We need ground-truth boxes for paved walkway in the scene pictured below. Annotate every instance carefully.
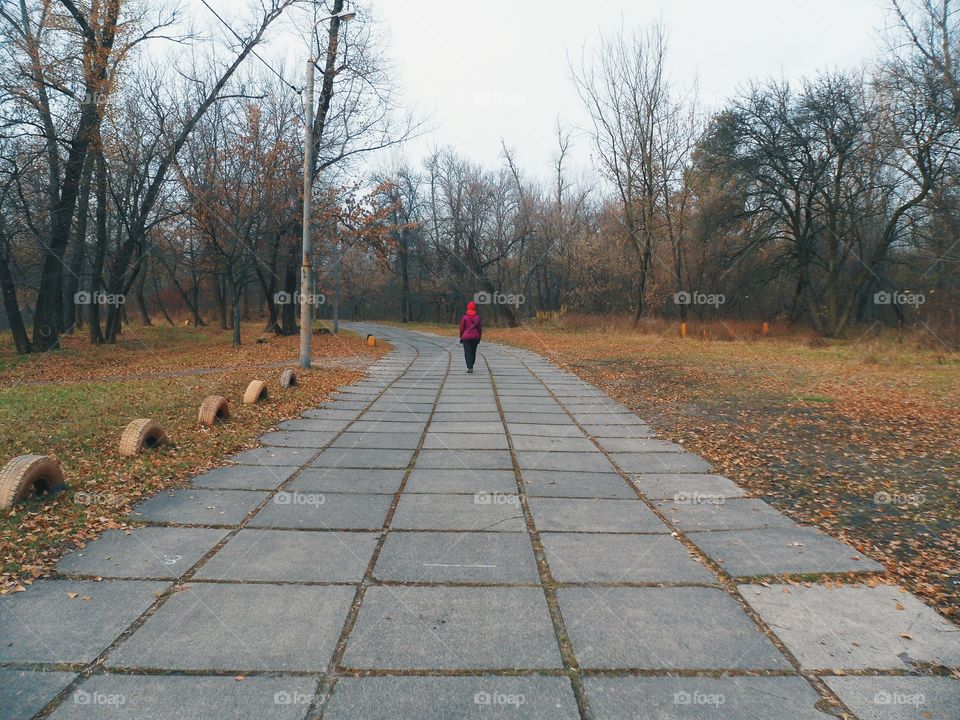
[1,324,957,719]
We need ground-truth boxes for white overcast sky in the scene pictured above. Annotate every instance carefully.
[192,0,892,180]
[359,0,891,178]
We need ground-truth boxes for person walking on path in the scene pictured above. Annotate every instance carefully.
[459,301,482,373]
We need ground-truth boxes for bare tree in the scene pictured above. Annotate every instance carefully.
[573,22,690,321]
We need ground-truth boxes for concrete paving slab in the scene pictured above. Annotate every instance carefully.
[195,529,378,582]
[499,403,565,414]
[311,447,415,469]
[585,676,826,720]
[430,421,508,434]
[107,583,355,671]
[631,473,747,500]
[585,425,656,437]
[522,470,635,499]
[0,670,75,719]
[49,674,317,720]
[229,446,315,466]
[57,527,228,579]
[422,433,509,450]
[689,525,883,577]
[739,583,960,670]
[323,676,579,720]
[286,467,405,494]
[404,468,518,494]
[595,438,685,453]
[571,413,646,425]
[341,586,563,669]
[392,493,525,531]
[332,432,423,449]
[511,435,598,452]
[277,418,350,432]
[320,399,367,409]
[508,423,586,437]
[259,430,336,448]
[431,411,503,423]
[529,497,669,533]
[349,420,424,433]
[374,531,539,583]
[823,676,960,720]
[368,401,434,413]
[435,403,499,414]
[516,451,615,473]
[541,533,715,584]
[415,449,514,470]
[190,464,297,490]
[0,579,169,664]
[559,586,791,669]
[656,497,798,531]
[303,408,361,420]
[131,488,269,525]
[503,413,579,425]
[361,411,431,424]
[613,453,713,474]
[248,492,393,530]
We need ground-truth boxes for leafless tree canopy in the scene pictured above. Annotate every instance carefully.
[0,2,958,351]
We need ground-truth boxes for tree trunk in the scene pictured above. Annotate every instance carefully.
[89,149,107,344]
[64,153,94,333]
[135,265,152,326]
[399,228,410,322]
[232,284,242,346]
[153,273,175,326]
[280,244,298,335]
[0,245,30,355]
[214,274,228,330]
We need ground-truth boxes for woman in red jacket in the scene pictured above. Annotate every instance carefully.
[459,301,482,373]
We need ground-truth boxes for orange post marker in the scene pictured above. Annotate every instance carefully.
[680,322,688,338]
[367,335,377,347]
[762,321,769,337]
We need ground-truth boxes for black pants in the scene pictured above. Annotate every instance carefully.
[462,339,479,369]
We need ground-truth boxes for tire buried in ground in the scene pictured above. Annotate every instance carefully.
[0,455,66,509]
[198,395,230,426]
[119,419,167,457]
[280,369,297,388]
[243,380,268,405]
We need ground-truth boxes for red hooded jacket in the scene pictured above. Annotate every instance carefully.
[459,311,482,341]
